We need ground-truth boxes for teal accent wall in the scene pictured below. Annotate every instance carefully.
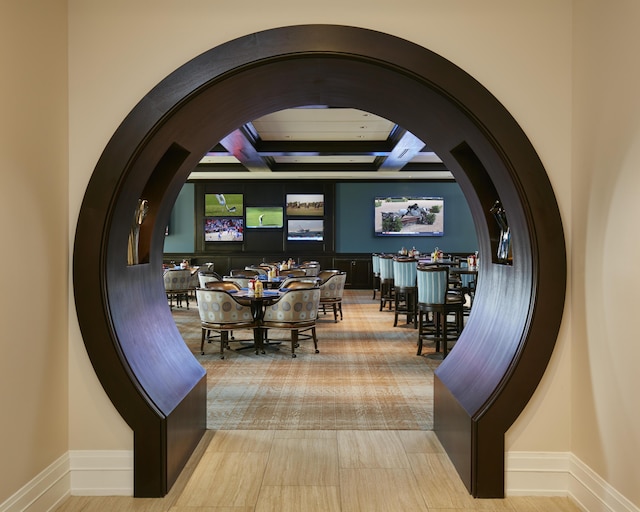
[335,182,477,254]
[165,181,477,254]
[163,183,195,253]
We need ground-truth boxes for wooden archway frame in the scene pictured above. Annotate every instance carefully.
[73,25,566,498]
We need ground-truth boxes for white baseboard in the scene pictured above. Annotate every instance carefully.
[506,451,640,512]
[3,449,638,511]
[68,450,133,496]
[0,454,69,512]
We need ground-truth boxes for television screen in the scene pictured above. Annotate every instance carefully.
[245,206,284,228]
[287,219,324,241]
[204,193,243,217]
[204,217,244,241]
[374,196,444,236]
[286,193,324,216]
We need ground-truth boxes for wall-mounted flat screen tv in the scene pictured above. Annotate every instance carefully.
[287,219,324,241]
[374,196,444,236]
[204,217,244,242]
[286,193,324,216]
[245,206,284,228]
[204,193,243,217]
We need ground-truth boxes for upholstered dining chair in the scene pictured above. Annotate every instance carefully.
[317,269,341,283]
[163,268,193,309]
[198,270,222,289]
[300,261,320,276]
[378,254,395,310]
[196,287,258,359]
[261,287,321,357]
[392,257,418,328]
[318,271,347,322]
[416,265,464,358]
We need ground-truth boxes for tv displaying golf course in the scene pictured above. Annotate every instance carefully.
[245,206,284,228]
[204,193,243,217]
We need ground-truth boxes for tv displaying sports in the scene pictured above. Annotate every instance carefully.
[286,193,324,216]
[287,219,324,241]
[374,196,444,236]
[204,193,243,217]
[204,217,244,241]
[245,206,284,228]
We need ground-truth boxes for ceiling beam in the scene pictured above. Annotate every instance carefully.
[219,128,271,172]
[377,129,426,172]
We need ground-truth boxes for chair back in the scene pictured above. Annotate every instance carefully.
[319,272,346,300]
[300,262,320,276]
[281,268,307,278]
[223,275,252,288]
[246,266,267,276]
[392,258,417,287]
[378,255,394,281]
[204,281,241,292]
[264,288,321,323]
[163,268,192,291]
[279,278,319,289]
[198,272,221,288]
[417,266,449,305]
[196,288,253,324]
[318,269,340,283]
[372,253,381,276]
[460,272,476,288]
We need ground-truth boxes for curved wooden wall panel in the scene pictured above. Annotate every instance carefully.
[73,25,566,497]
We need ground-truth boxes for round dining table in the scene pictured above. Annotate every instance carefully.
[232,289,283,353]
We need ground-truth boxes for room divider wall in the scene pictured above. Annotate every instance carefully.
[73,25,566,498]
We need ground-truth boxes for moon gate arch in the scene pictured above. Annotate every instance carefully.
[73,25,566,498]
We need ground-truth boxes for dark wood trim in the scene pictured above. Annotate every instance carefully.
[73,25,566,497]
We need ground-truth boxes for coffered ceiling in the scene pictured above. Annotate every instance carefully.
[188,106,453,181]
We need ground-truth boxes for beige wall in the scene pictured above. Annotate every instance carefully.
[5,0,638,509]
[0,0,69,503]
[67,0,574,456]
[571,0,640,505]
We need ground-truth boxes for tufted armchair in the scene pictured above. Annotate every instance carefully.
[196,288,258,359]
[262,287,321,357]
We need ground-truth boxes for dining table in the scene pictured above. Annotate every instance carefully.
[231,288,285,353]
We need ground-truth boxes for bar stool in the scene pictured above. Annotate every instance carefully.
[392,257,418,328]
[416,265,464,358]
[371,253,381,299]
[378,254,395,310]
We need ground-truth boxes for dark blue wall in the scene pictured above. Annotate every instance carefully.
[165,181,477,254]
[335,182,477,254]
[163,183,195,253]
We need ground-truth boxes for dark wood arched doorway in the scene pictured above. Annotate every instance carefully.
[73,25,566,498]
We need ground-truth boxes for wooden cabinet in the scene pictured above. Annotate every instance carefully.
[333,257,372,289]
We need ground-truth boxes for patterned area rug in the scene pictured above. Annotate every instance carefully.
[172,289,440,430]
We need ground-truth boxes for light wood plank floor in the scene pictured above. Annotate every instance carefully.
[54,291,583,511]
[54,429,582,512]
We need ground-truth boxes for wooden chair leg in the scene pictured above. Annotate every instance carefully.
[417,311,424,355]
[312,327,319,353]
[220,331,229,359]
[291,330,298,358]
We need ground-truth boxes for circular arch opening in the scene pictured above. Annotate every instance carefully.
[73,25,566,498]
